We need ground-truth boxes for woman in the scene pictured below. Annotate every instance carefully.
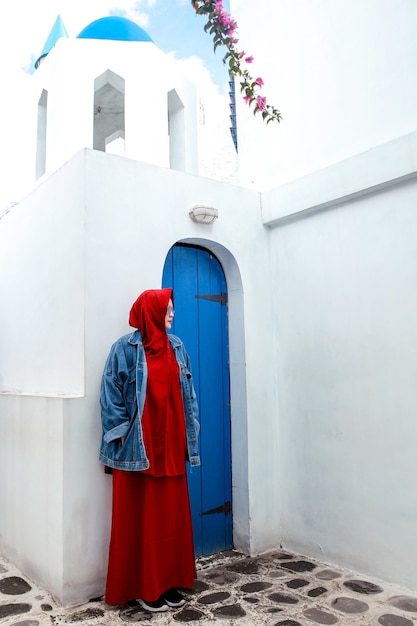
[99,289,200,612]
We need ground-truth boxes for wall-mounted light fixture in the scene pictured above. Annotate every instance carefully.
[189,204,218,224]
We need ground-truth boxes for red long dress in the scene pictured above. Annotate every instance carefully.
[105,289,196,605]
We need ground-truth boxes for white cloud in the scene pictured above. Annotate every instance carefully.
[109,0,157,24]
[0,0,157,73]
[168,54,221,99]
[108,7,150,27]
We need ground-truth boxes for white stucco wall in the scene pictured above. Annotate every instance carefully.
[0,154,86,602]
[0,156,85,396]
[231,0,417,190]
[0,395,65,598]
[263,133,417,590]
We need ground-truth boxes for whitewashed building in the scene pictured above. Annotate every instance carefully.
[1,1,417,606]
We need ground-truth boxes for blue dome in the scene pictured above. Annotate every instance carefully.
[77,16,152,42]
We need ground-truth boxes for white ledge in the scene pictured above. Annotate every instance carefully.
[0,390,84,398]
[261,131,417,227]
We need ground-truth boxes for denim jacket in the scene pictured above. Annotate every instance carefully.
[99,330,200,471]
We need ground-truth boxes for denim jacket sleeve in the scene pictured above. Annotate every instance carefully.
[100,338,132,444]
[183,345,200,436]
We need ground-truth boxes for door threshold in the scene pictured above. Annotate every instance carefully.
[197,549,246,572]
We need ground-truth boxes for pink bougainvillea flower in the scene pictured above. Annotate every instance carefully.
[217,11,237,35]
[192,0,282,124]
[225,20,237,34]
[256,96,267,111]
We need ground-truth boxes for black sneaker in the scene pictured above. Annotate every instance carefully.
[163,589,186,607]
[138,597,169,612]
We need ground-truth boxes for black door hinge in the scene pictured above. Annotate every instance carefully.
[195,292,227,306]
[200,500,231,516]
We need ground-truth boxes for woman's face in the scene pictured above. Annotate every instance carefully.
[165,298,175,329]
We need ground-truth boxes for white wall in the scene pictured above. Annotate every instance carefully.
[0,149,280,605]
[264,133,417,590]
[0,154,85,396]
[227,0,417,587]
[0,154,86,602]
[0,395,65,599]
[231,0,417,190]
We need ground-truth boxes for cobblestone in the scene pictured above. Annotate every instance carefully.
[0,549,416,625]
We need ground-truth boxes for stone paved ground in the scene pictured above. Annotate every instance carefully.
[1,549,417,626]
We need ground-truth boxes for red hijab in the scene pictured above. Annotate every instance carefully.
[129,288,172,355]
[128,289,185,475]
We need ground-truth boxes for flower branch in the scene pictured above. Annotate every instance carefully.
[192,0,282,124]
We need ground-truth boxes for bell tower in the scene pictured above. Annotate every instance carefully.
[33,15,198,180]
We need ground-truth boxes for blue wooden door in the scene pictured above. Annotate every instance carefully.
[162,244,232,556]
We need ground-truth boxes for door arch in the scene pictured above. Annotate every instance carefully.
[162,243,232,556]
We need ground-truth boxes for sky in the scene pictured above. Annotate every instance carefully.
[0,0,232,211]
[2,0,231,87]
